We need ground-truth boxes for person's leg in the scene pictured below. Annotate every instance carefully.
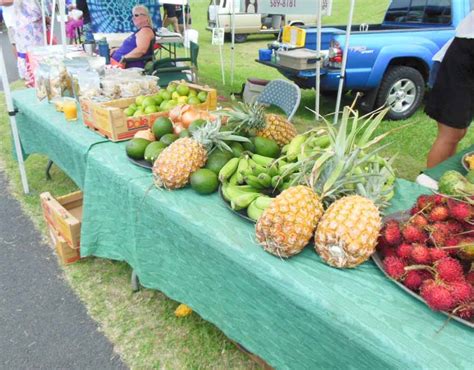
[427,123,467,168]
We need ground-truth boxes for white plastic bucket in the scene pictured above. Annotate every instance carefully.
[184,29,199,48]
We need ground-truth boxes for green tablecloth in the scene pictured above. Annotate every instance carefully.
[12,91,473,368]
[80,142,473,369]
[12,89,108,188]
[423,145,474,181]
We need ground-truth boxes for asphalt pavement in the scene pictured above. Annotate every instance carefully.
[0,169,127,369]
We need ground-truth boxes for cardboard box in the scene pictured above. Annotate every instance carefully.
[40,191,83,249]
[80,95,168,142]
[49,229,81,265]
[277,48,318,70]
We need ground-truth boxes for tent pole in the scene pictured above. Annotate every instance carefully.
[212,0,225,85]
[59,0,67,50]
[50,0,57,45]
[41,0,47,45]
[230,0,235,86]
[334,0,355,124]
[314,0,322,119]
[0,42,29,194]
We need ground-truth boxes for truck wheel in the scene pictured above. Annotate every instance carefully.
[234,34,248,43]
[375,66,425,120]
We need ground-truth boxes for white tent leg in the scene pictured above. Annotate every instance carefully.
[314,0,322,119]
[0,43,29,194]
[334,0,355,124]
[212,0,225,85]
[50,0,57,45]
[41,0,48,45]
[230,0,235,86]
[59,0,67,50]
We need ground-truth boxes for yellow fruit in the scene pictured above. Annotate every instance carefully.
[175,304,193,317]
[256,186,323,258]
[224,102,297,147]
[153,137,207,189]
[314,195,381,268]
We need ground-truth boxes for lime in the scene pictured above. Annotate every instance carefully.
[187,96,200,105]
[190,169,219,194]
[153,94,163,106]
[142,97,155,107]
[467,170,474,184]
[135,95,145,106]
[188,118,207,133]
[133,110,144,117]
[242,139,256,153]
[166,100,178,110]
[197,91,208,103]
[160,133,179,146]
[230,142,244,157]
[166,83,177,93]
[144,105,158,114]
[177,84,190,96]
[188,89,197,97]
[254,136,280,158]
[160,90,171,100]
[177,96,188,104]
[126,138,150,160]
[124,107,136,117]
[205,150,234,174]
[179,129,190,138]
[152,116,174,139]
[171,91,180,100]
[129,103,138,110]
[144,141,167,163]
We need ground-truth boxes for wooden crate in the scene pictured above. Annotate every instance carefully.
[40,191,83,250]
[80,95,169,142]
[171,80,218,110]
[49,228,81,265]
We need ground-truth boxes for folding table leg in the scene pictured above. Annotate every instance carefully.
[131,269,140,292]
[45,160,54,180]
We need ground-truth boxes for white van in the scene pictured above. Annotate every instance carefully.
[207,0,317,43]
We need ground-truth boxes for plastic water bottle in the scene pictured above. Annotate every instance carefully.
[271,49,276,64]
[97,38,110,65]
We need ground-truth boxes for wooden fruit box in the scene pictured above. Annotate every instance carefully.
[171,80,217,111]
[40,191,83,250]
[80,95,168,142]
[49,228,81,265]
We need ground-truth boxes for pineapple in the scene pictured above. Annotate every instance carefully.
[256,106,392,260]
[314,195,381,268]
[153,120,247,189]
[256,186,323,258]
[224,102,297,146]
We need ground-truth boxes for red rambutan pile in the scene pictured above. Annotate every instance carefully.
[428,206,449,222]
[403,270,423,291]
[416,195,434,211]
[420,279,455,311]
[412,214,428,229]
[402,225,427,243]
[448,281,473,303]
[383,256,406,280]
[435,257,464,283]
[411,244,431,264]
[447,199,472,222]
[396,243,413,260]
[429,248,448,262]
[383,220,402,246]
[467,271,474,286]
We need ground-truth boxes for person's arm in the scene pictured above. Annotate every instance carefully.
[122,28,154,59]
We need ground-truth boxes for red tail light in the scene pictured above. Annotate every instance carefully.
[327,40,343,68]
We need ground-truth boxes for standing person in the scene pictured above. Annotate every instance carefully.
[425,11,474,168]
[163,3,180,34]
[14,0,51,81]
[176,4,191,35]
[76,0,93,41]
[1,4,17,57]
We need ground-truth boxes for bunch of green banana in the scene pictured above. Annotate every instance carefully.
[247,196,273,221]
[285,131,330,163]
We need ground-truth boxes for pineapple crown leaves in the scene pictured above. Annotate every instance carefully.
[217,101,266,132]
[191,118,250,153]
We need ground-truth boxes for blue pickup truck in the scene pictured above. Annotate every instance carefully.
[260,0,473,120]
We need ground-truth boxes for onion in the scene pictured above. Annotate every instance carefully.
[169,105,182,122]
[134,129,155,141]
[173,124,185,135]
[181,109,200,128]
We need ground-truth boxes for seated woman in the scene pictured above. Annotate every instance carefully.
[110,5,155,68]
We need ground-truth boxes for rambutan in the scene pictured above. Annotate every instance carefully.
[445,237,461,256]
[428,206,449,222]
[383,220,402,246]
[411,214,428,229]
[383,256,406,280]
[396,243,413,259]
[419,269,434,282]
[410,206,421,216]
[448,281,473,304]
[402,225,427,243]
[467,271,474,286]
[456,306,473,320]
[447,200,472,221]
[445,220,464,235]
[433,194,446,205]
[411,244,431,264]
[429,230,447,247]
[435,257,464,283]
[416,195,434,211]
[403,270,423,291]
[429,248,448,262]
[420,279,455,311]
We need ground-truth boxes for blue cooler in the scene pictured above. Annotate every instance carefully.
[259,49,272,62]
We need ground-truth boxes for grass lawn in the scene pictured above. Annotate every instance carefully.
[0,0,473,368]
